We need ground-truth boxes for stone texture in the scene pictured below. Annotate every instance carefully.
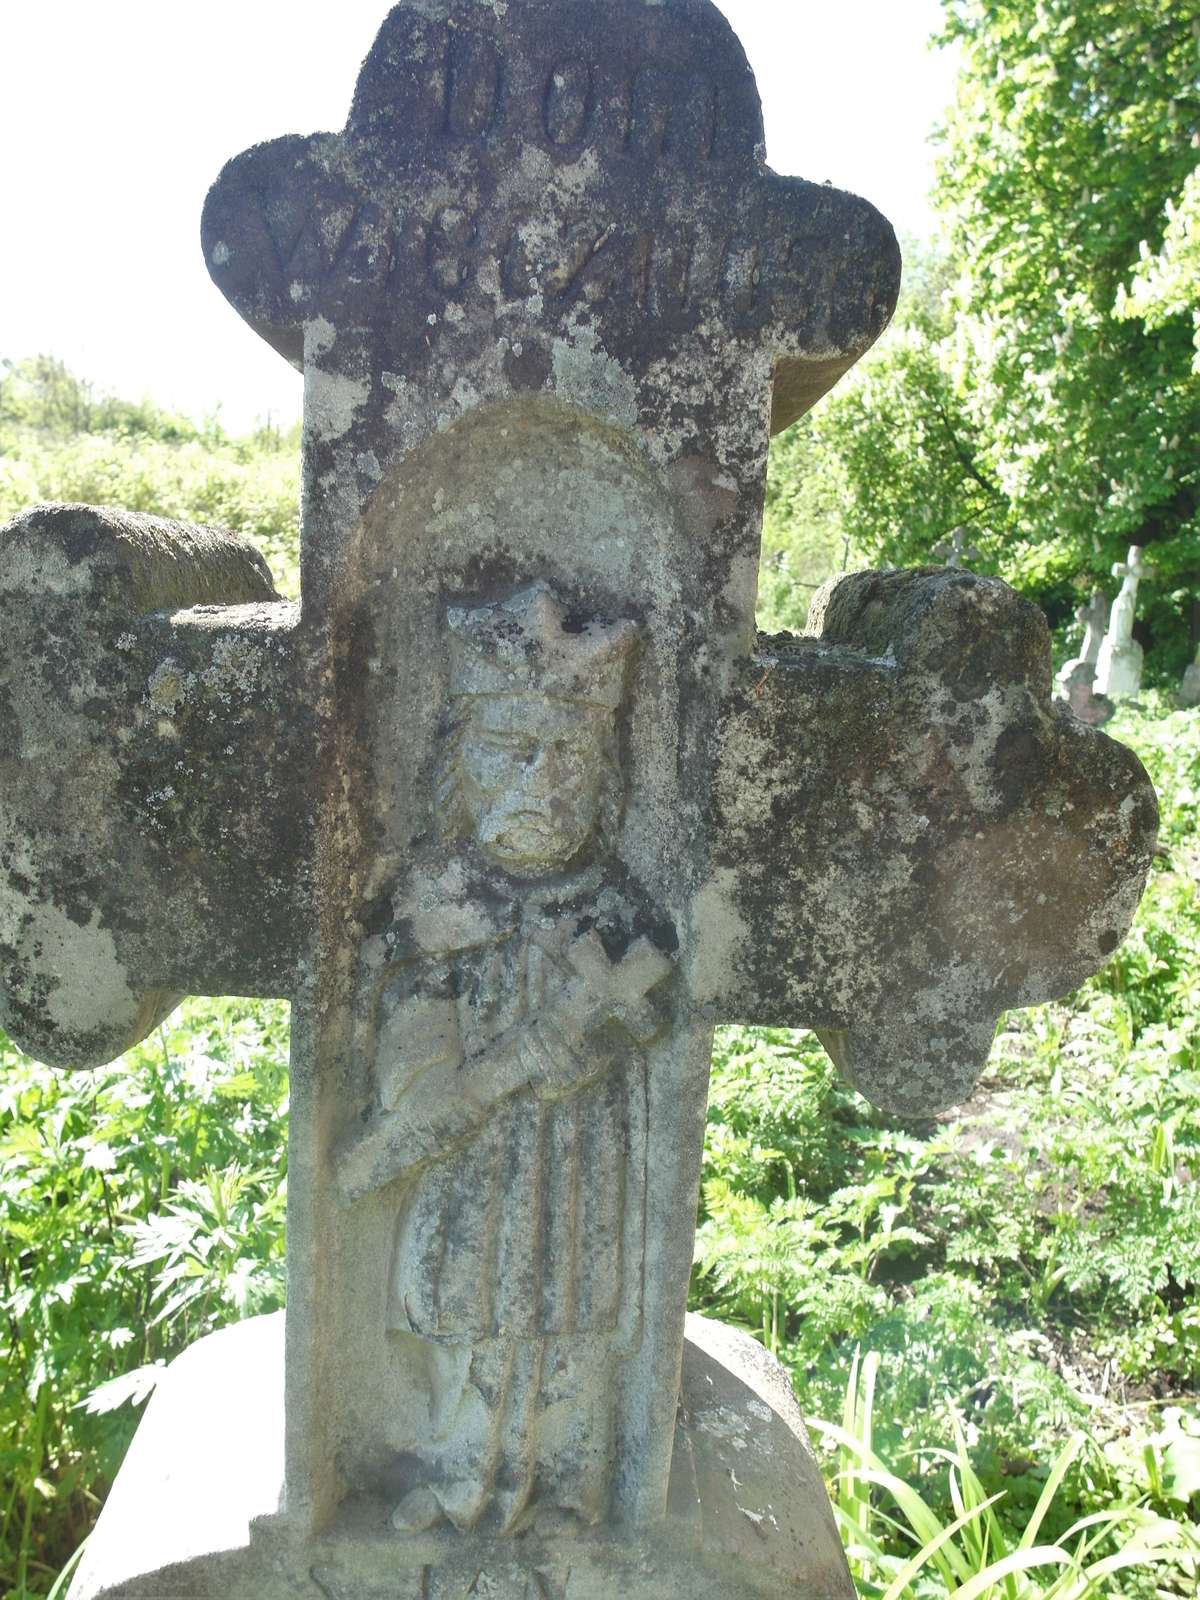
[71,1312,852,1600]
[1055,589,1113,726]
[709,567,1155,1116]
[0,504,307,1069]
[0,4,1160,1598]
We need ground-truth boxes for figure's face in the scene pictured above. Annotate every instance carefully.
[459,695,611,876]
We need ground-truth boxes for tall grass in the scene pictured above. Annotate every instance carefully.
[817,1352,1198,1599]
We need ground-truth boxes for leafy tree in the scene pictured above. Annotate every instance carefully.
[759,240,991,632]
[772,1,1200,675]
[1119,164,1200,372]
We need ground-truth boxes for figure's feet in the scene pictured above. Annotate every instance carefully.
[391,1486,444,1534]
[527,1505,593,1541]
[392,1479,492,1534]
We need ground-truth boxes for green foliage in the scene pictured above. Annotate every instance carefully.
[819,1352,1199,1599]
[935,0,1199,670]
[1118,166,1200,375]
[0,1000,289,1597]
[767,3,1200,673]
[759,428,848,634]
[760,239,970,635]
[0,357,302,598]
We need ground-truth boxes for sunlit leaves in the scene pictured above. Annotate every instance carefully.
[770,0,1199,676]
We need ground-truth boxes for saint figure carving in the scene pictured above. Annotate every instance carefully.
[336,583,675,1537]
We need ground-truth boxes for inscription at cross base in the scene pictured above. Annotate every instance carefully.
[0,4,1158,1598]
[312,1562,568,1599]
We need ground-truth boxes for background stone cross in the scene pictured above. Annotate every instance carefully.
[0,4,1158,1597]
[933,526,981,568]
[1114,546,1156,590]
[1077,589,1111,664]
[1097,543,1157,698]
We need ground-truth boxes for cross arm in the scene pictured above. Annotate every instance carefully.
[0,505,314,1069]
[201,133,361,371]
[701,568,1159,1116]
[757,173,902,433]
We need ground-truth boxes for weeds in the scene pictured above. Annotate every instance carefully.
[817,1352,1199,1598]
[0,1000,289,1595]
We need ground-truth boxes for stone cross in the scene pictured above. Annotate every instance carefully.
[0,6,1158,1599]
[1096,545,1156,699]
[1055,588,1113,725]
[933,526,981,568]
[1181,645,1200,710]
[1077,589,1110,666]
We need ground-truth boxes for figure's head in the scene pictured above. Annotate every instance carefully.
[438,584,639,879]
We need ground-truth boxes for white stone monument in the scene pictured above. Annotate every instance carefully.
[1055,589,1113,724]
[1095,546,1155,699]
[1180,646,1200,709]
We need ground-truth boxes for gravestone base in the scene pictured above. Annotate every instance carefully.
[1055,661,1114,726]
[72,1313,853,1600]
[1096,640,1145,700]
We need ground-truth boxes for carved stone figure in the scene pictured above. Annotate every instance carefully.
[336,585,672,1536]
[1055,590,1113,725]
[1096,546,1155,699]
[0,5,1159,1599]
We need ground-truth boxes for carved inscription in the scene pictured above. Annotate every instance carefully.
[254,182,809,326]
[428,207,479,295]
[311,1566,568,1600]
[425,25,727,160]
[442,34,503,138]
[543,61,594,146]
[627,66,720,160]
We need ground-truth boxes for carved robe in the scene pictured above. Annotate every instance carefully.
[383,905,648,1347]
[342,863,671,1530]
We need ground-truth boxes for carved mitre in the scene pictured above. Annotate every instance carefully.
[447,583,640,710]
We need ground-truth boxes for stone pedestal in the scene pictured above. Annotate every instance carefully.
[71,1313,853,1600]
[1095,636,1145,700]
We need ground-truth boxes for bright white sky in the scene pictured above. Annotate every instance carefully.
[0,1,956,433]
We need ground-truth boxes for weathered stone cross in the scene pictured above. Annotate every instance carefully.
[0,5,1157,1598]
[933,526,980,568]
[1056,588,1114,725]
[1097,543,1157,699]
[1077,589,1112,666]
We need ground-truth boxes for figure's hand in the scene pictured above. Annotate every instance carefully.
[527,933,673,1100]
